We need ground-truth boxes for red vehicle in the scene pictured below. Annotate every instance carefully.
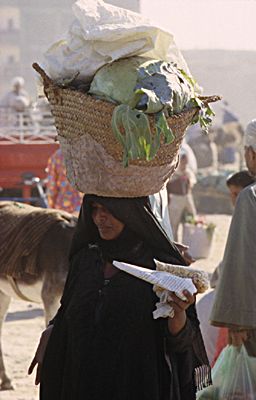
[0,107,58,201]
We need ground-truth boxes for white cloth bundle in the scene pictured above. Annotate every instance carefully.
[44,0,190,83]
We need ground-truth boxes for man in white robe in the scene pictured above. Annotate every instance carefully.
[210,119,256,356]
[0,77,31,112]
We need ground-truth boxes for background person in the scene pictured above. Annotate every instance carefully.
[150,187,195,265]
[210,119,256,357]
[225,169,255,207]
[0,76,31,112]
[167,150,197,241]
[210,169,255,287]
[29,194,211,400]
[196,169,255,365]
[45,148,83,215]
[149,187,173,240]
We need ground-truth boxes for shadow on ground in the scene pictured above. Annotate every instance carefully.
[5,308,44,322]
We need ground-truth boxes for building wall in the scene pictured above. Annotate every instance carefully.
[0,0,140,99]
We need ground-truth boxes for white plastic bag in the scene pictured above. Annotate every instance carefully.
[182,223,215,259]
[44,0,189,82]
[197,345,256,399]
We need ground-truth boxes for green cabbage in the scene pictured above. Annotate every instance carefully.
[89,56,214,166]
[89,56,147,105]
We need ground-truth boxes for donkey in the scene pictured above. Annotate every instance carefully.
[0,202,77,390]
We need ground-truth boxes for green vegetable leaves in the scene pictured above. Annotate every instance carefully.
[90,56,217,166]
[112,105,175,167]
[189,97,215,132]
[155,112,175,145]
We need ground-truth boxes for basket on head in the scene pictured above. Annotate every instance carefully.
[33,63,220,197]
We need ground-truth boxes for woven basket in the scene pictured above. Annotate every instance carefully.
[33,63,220,197]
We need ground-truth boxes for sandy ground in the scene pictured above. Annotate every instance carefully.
[0,213,232,400]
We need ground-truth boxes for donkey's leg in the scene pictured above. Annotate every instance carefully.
[0,290,14,390]
[41,274,61,326]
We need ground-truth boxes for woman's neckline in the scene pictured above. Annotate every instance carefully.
[103,261,119,279]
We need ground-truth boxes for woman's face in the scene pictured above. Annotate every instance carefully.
[91,202,125,240]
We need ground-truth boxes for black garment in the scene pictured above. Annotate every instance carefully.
[40,195,210,400]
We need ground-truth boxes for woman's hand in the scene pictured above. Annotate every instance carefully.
[28,325,53,385]
[228,329,248,347]
[167,290,195,335]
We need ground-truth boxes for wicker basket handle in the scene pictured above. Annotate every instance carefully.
[32,63,53,88]
[199,95,222,104]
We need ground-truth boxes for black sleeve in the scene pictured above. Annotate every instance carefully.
[47,248,87,326]
[164,303,209,363]
[163,318,195,353]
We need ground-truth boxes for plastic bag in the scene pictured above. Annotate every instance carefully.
[197,345,256,399]
[182,223,215,259]
[44,0,190,82]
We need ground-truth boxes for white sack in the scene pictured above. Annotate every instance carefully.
[44,0,189,83]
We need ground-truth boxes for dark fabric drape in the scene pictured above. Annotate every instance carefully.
[69,195,185,265]
[40,194,210,400]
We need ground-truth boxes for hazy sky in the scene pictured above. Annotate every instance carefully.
[140,0,256,50]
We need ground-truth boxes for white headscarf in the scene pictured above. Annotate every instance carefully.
[11,76,25,88]
[244,119,256,150]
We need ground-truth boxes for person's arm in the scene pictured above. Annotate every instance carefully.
[164,303,197,355]
[165,296,211,393]
[173,242,195,265]
[28,325,53,385]
[28,248,84,384]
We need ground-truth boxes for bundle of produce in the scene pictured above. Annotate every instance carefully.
[32,1,220,197]
[89,56,217,166]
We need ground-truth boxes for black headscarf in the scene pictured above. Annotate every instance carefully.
[69,194,185,267]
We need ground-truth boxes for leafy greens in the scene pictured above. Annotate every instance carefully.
[89,57,214,166]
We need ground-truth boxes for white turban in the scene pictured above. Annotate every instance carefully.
[244,119,256,150]
[11,76,25,88]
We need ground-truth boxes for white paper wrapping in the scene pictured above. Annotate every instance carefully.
[113,261,197,318]
[113,261,197,295]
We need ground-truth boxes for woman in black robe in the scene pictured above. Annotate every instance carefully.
[29,194,211,400]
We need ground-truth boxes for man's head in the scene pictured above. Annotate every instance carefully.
[11,76,24,94]
[244,119,256,176]
[226,170,255,206]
